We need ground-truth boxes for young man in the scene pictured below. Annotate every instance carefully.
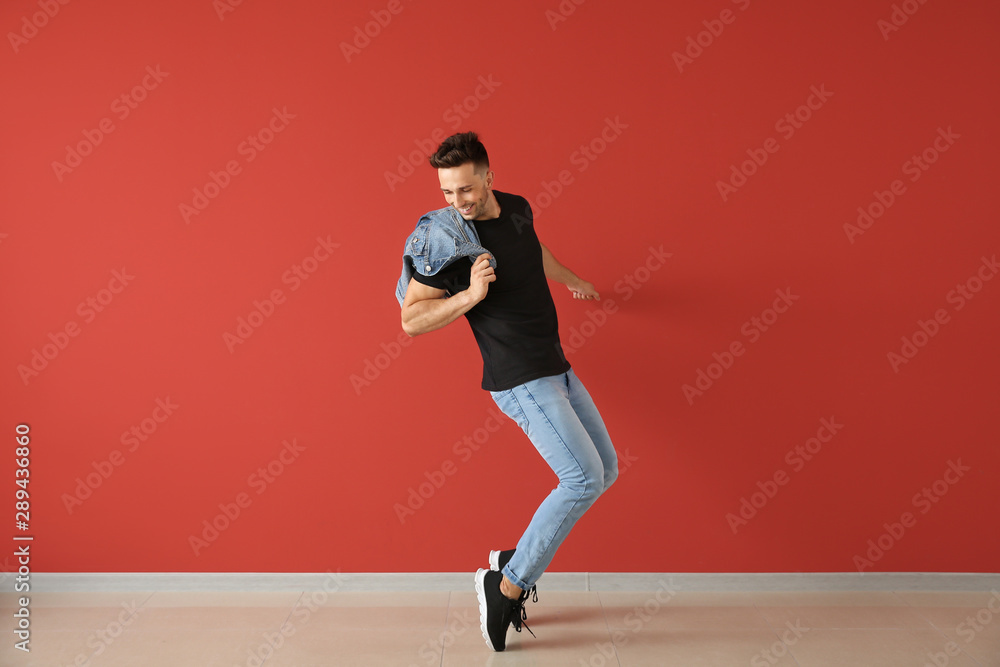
[396,132,618,652]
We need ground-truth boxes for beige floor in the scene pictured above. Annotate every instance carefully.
[2,588,998,666]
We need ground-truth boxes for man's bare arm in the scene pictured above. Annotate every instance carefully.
[540,242,599,300]
[401,253,496,337]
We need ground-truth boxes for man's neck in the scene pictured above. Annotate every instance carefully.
[480,191,501,221]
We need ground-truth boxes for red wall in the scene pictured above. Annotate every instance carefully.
[2,0,998,575]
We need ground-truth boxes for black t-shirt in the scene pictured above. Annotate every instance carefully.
[412,191,571,391]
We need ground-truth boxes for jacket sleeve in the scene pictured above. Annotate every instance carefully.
[396,219,430,307]
[396,233,416,307]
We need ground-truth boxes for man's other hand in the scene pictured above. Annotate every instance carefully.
[568,280,599,301]
[469,253,496,303]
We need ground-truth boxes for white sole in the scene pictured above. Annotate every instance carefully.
[489,550,501,571]
[474,568,496,651]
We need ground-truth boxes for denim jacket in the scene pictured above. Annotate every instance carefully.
[395,205,497,306]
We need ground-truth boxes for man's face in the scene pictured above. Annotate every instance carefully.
[438,162,494,220]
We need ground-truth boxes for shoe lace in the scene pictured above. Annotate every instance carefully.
[510,589,537,638]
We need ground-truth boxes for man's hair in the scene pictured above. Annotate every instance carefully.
[428,131,489,173]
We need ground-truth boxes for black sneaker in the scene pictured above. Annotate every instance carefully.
[488,549,515,572]
[475,568,535,651]
[489,549,539,602]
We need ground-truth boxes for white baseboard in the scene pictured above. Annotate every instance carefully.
[29,572,1000,593]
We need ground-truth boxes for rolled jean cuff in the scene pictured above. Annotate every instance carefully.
[500,564,529,593]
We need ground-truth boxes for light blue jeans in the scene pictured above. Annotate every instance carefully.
[489,368,618,591]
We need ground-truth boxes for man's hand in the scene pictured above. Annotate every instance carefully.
[539,242,599,301]
[400,254,495,337]
[468,253,496,303]
[568,280,600,301]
